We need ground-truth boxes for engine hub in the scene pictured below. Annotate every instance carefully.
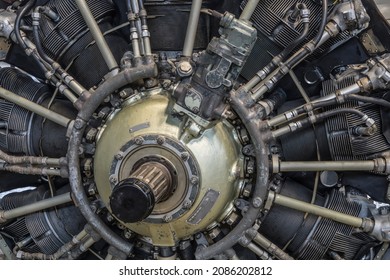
[93,89,244,246]
[109,133,201,224]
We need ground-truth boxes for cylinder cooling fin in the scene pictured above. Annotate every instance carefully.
[1,186,85,255]
[0,67,49,155]
[240,0,356,80]
[260,179,374,260]
[322,77,390,160]
[32,0,129,88]
[0,67,76,157]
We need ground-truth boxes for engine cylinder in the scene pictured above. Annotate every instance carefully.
[0,67,76,157]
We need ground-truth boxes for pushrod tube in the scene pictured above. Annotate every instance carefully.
[274,160,381,173]
[182,0,203,57]
[0,193,73,223]
[250,230,293,260]
[0,87,71,127]
[246,242,272,259]
[240,0,260,21]
[270,192,374,232]
[75,0,119,71]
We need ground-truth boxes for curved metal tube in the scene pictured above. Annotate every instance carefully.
[313,0,328,46]
[67,62,157,255]
[195,90,269,259]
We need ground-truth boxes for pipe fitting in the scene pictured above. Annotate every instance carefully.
[300,9,310,22]
[238,235,252,247]
[370,213,390,241]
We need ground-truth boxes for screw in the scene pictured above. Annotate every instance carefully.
[86,128,98,142]
[74,119,85,130]
[162,80,172,89]
[109,176,118,184]
[182,200,192,209]
[208,228,221,239]
[163,215,172,223]
[157,136,165,145]
[113,101,121,108]
[119,91,127,98]
[247,161,255,174]
[134,137,144,145]
[124,231,132,239]
[115,153,123,160]
[98,107,110,119]
[107,214,114,222]
[181,152,189,161]
[119,89,133,99]
[225,212,239,226]
[379,207,389,215]
[190,176,199,185]
[145,78,157,88]
[88,184,97,196]
[252,197,263,208]
[179,62,192,74]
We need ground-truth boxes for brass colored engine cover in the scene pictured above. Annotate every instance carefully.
[94,89,244,246]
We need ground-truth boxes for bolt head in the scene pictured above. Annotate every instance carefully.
[252,197,263,208]
[157,136,165,145]
[182,200,192,209]
[208,228,221,239]
[179,62,192,74]
[134,137,144,145]
[190,176,199,185]
[107,214,114,222]
[74,119,85,130]
[86,128,98,141]
[163,215,172,223]
[109,176,118,184]
[88,184,97,196]
[181,152,189,161]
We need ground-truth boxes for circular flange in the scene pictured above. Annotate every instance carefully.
[109,134,200,223]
